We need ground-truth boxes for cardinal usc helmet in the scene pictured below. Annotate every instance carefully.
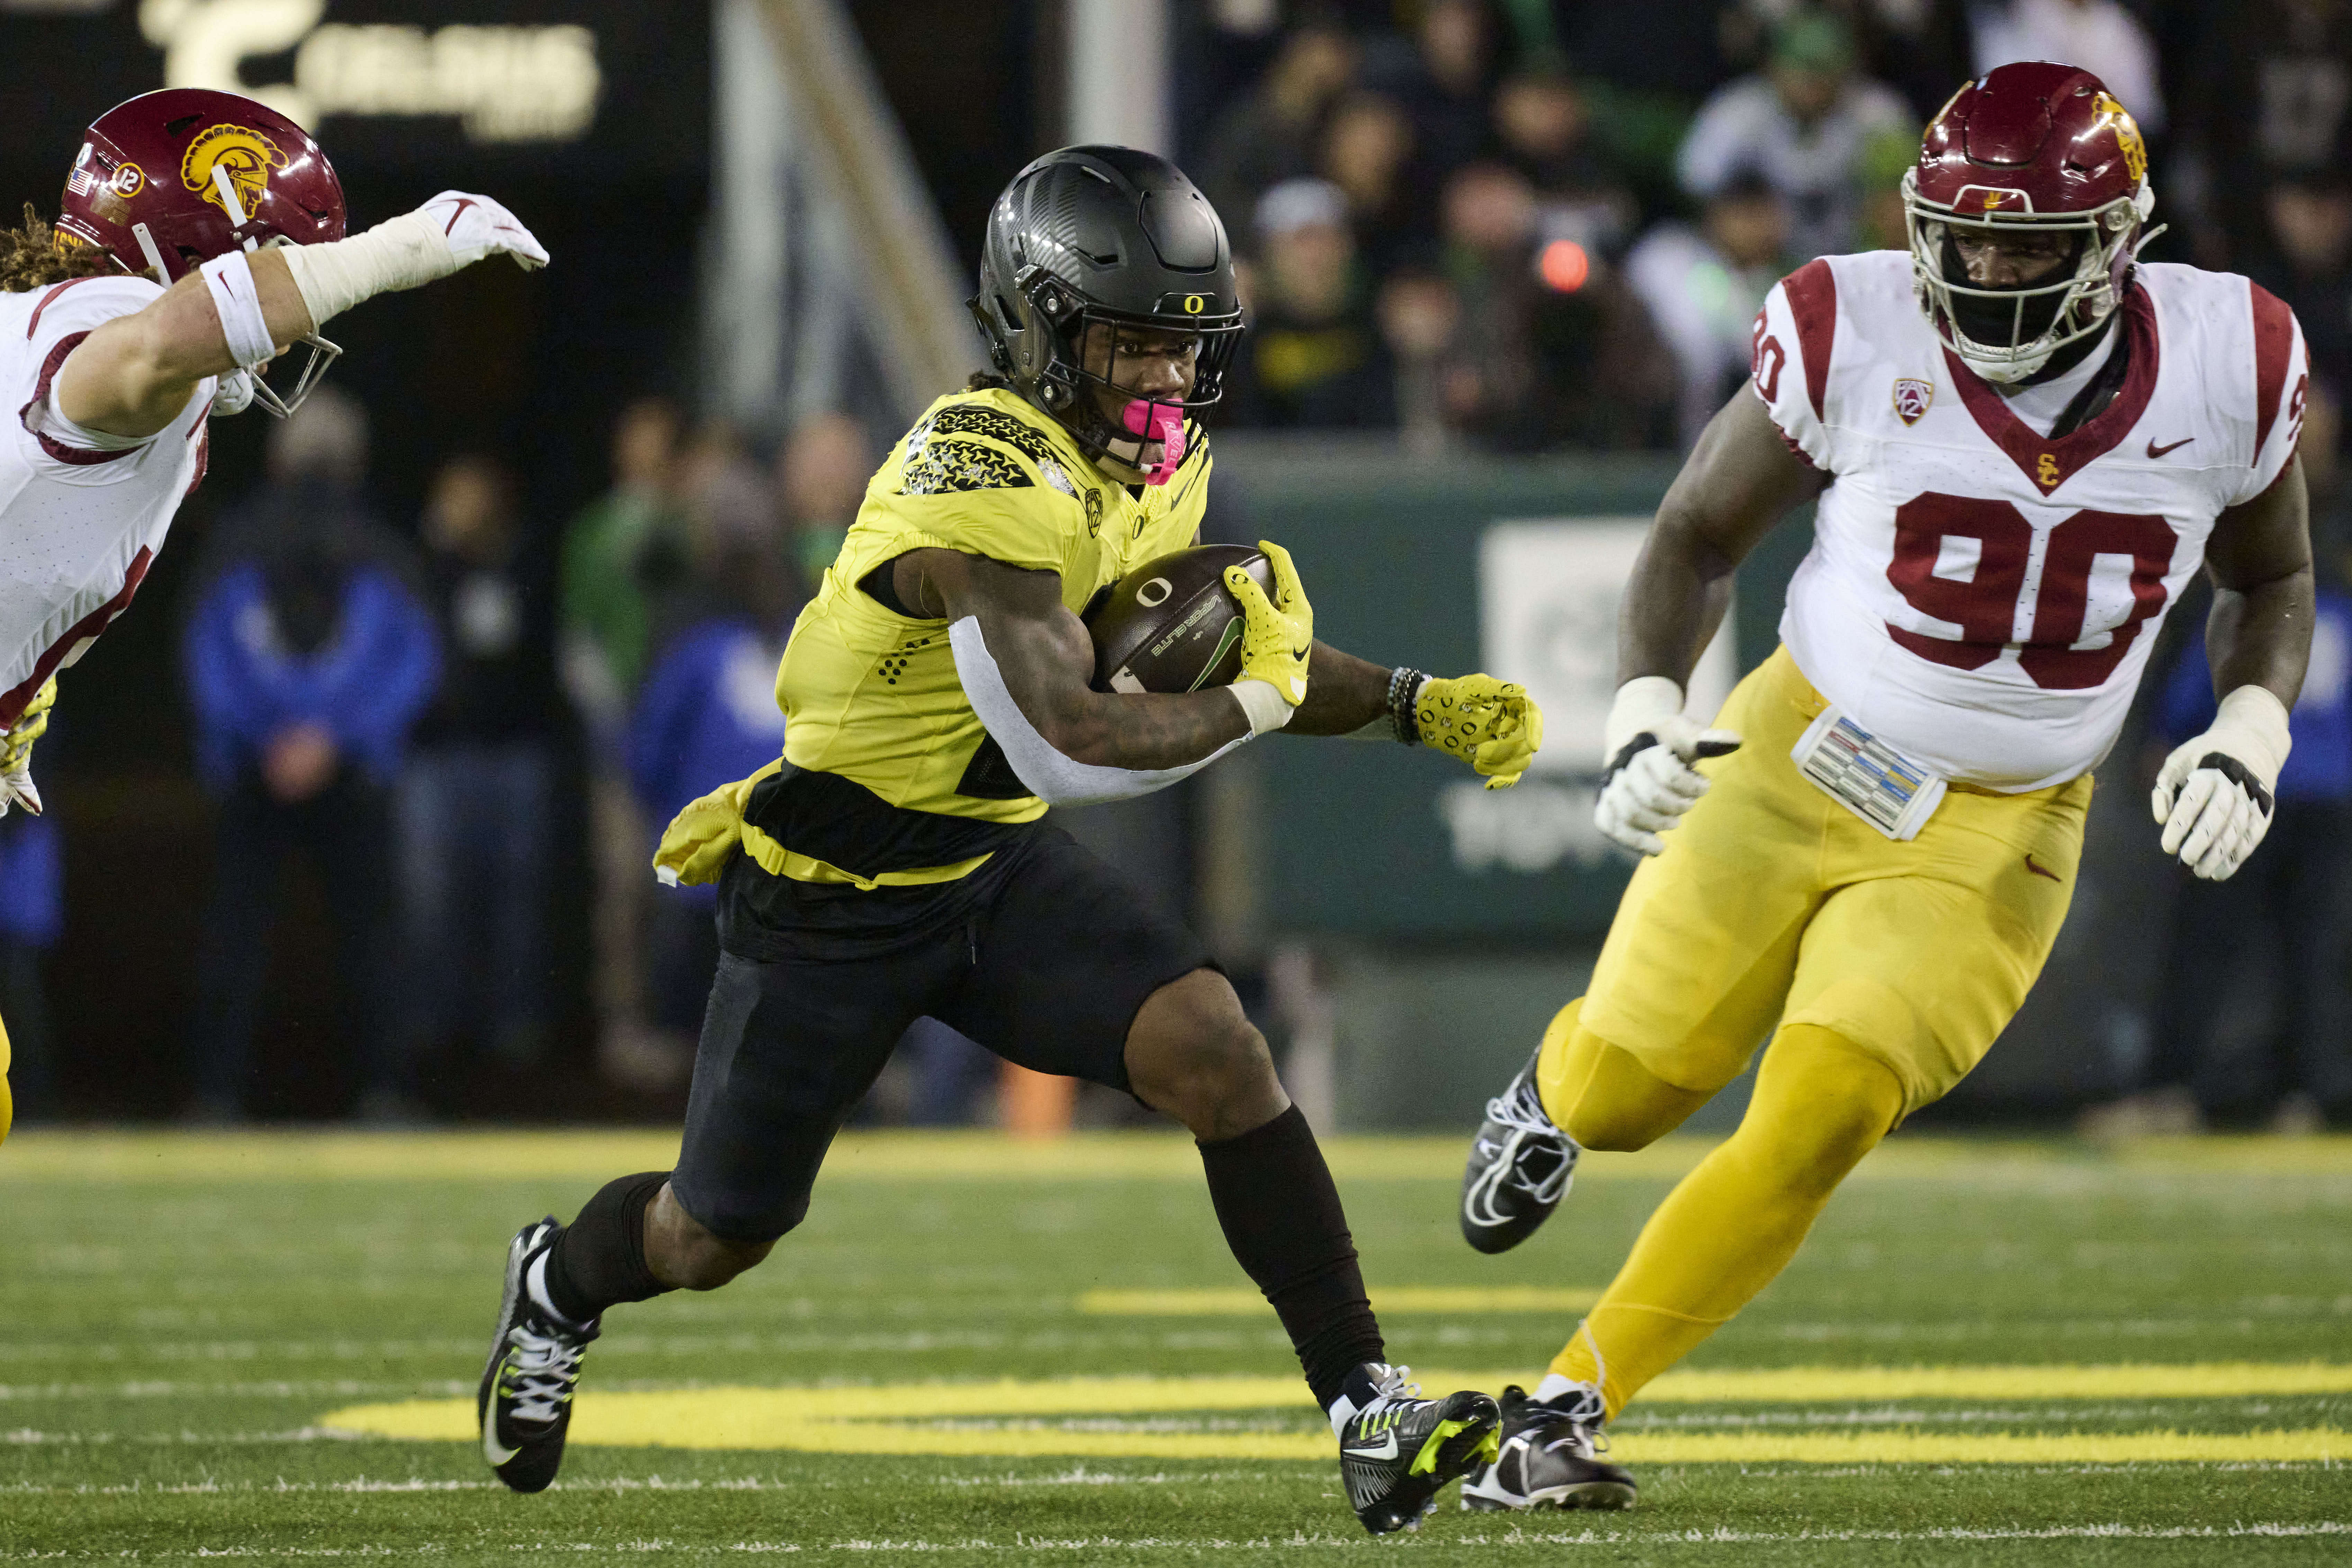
[1901,62,2158,384]
[55,88,348,416]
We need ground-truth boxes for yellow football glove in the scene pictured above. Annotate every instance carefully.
[1223,540,1313,707]
[653,759,781,887]
[0,677,56,817]
[1417,673,1543,789]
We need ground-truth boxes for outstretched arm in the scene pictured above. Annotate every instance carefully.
[53,250,314,437]
[56,190,547,439]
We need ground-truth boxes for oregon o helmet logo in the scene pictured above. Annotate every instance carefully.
[1184,295,1204,314]
[1137,577,1173,607]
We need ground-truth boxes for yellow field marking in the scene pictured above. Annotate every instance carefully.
[326,1363,2352,1463]
[1079,1287,1600,1316]
[1639,1361,2352,1404]
[8,1128,2351,1183]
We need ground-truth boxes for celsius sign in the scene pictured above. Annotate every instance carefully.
[138,0,600,143]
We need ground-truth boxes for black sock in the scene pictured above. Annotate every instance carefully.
[1197,1103,1384,1411]
[544,1171,673,1325]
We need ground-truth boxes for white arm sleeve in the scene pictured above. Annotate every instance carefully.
[949,617,1249,807]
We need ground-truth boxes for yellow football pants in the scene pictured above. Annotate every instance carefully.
[1,1008,12,1148]
[1535,646,2090,1415]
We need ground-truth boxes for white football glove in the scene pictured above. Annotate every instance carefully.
[2151,685,2290,881]
[413,191,550,271]
[281,192,551,332]
[1593,676,1741,856]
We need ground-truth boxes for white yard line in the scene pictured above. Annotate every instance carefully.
[0,1468,1269,1498]
[0,1522,2349,1558]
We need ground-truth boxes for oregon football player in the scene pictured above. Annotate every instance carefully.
[478,146,1540,1534]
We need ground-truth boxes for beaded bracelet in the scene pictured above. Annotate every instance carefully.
[1387,666,1428,746]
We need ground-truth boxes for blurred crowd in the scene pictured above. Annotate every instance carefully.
[1195,0,2352,456]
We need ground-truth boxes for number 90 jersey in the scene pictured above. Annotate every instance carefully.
[1754,251,2307,791]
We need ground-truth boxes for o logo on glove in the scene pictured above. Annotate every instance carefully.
[1137,577,1172,607]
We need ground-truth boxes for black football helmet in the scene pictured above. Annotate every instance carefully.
[970,145,1244,475]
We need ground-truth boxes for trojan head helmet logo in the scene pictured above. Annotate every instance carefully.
[180,123,288,222]
[2092,92,2148,185]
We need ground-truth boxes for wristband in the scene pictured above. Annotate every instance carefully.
[198,251,276,370]
[1387,666,1428,745]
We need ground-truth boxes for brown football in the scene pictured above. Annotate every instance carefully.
[1085,544,1272,694]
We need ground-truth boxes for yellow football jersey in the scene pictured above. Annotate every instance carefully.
[774,387,1212,826]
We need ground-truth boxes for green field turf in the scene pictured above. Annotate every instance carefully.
[2,1128,2348,1564]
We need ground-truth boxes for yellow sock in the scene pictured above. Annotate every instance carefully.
[1548,1023,1904,1415]
[1534,998,1715,1152]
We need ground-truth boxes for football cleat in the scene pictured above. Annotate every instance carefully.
[1336,1362,1502,1534]
[478,1217,598,1493]
[1461,1046,1578,1253]
[1460,1383,1637,1512]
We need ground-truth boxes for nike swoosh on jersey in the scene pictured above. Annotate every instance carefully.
[2025,853,2063,882]
[1345,1432,1401,1461]
[2146,437,2193,458]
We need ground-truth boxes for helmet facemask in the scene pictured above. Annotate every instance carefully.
[980,261,1243,484]
[1903,168,2157,385]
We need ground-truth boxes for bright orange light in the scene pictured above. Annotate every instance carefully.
[1538,239,1590,293]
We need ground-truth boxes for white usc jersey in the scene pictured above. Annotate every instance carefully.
[0,275,213,728]
[1754,251,2307,790]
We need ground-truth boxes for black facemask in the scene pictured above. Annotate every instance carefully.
[1940,231,2085,348]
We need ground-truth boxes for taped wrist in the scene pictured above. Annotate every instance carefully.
[1229,679,1294,736]
[2212,685,2291,789]
[1602,676,1685,774]
[949,617,1248,807]
[278,211,452,328]
[198,252,276,370]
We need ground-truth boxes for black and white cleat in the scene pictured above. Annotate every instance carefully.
[1459,1383,1637,1512]
[478,1217,598,1494]
[1461,1046,1578,1254]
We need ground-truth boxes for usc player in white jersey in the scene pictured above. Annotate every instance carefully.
[1452,62,2313,1509]
[0,87,547,1143]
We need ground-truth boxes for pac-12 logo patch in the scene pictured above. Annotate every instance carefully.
[180,124,287,220]
[1892,378,1934,425]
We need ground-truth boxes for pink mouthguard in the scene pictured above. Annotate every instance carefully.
[1120,399,1186,485]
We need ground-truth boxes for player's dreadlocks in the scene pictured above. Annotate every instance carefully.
[0,204,121,294]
